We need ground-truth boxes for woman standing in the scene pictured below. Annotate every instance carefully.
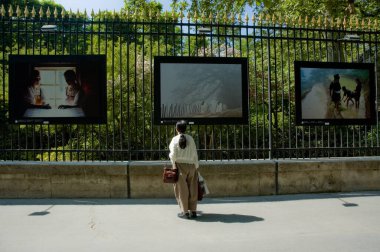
[169,120,199,219]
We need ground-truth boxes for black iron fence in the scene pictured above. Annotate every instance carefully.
[0,6,379,162]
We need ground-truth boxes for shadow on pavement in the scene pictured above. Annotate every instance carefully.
[195,213,264,223]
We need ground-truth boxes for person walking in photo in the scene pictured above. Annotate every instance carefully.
[329,74,341,111]
[169,120,199,219]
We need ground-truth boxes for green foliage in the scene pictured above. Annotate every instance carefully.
[262,0,380,20]
[170,0,256,17]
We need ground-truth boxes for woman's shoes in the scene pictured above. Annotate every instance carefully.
[191,211,197,218]
[177,211,197,219]
[177,212,190,219]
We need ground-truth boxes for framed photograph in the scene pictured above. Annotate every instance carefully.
[8,55,107,124]
[294,61,376,126]
[154,56,249,125]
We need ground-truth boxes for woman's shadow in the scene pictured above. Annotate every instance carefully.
[195,212,264,223]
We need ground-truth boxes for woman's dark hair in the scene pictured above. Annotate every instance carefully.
[30,70,40,86]
[176,120,187,149]
[64,70,77,83]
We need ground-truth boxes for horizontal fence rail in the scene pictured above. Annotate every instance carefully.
[0,7,380,162]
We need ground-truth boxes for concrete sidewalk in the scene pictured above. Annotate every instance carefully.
[1,191,380,252]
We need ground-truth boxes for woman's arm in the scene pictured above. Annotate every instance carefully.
[169,137,177,166]
[190,137,199,169]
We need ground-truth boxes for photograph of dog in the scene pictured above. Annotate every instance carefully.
[342,86,359,108]
[342,78,362,109]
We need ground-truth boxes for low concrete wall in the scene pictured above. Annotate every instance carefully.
[0,162,128,198]
[0,157,379,198]
[129,160,276,198]
[277,157,380,194]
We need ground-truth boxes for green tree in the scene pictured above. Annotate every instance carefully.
[170,0,257,17]
[262,0,380,20]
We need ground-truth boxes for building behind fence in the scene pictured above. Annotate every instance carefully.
[0,5,379,162]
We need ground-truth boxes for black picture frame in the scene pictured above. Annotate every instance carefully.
[294,61,376,126]
[8,55,107,124]
[154,56,249,125]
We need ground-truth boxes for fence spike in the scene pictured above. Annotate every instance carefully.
[367,18,371,30]
[324,16,328,28]
[245,14,249,24]
[259,13,263,24]
[9,5,13,17]
[91,9,95,18]
[61,8,65,18]
[224,12,228,23]
[336,17,341,28]
[76,8,80,18]
[284,16,288,25]
[201,11,205,22]
[266,14,270,24]
[343,17,346,29]
[164,10,168,21]
[54,7,58,18]
[172,10,176,21]
[68,8,72,19]
[355,17,359,29]
[361,18,365,29]
[349,16,353,29]
[46,7,51,18]
[305,16,309,26]
[16,5,21,17]
[272,14,276,25]
[0,4,5,17]
[194,11,198,22]
[251,14,256,24]
[231,14,235,23]
[278,14,282,25]
[374,19,378,30]
[292,16,297,26]
[297,16,302,26]
[24,6,29,18]
[31,6,36,18]
[39,6,44,18]
[311,16,315,27]
[209,12,213,23]
[84,9,88,18]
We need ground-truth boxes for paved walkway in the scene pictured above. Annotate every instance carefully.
[1,191,380,252]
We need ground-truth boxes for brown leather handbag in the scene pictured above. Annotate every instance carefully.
[163,164,178,183]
